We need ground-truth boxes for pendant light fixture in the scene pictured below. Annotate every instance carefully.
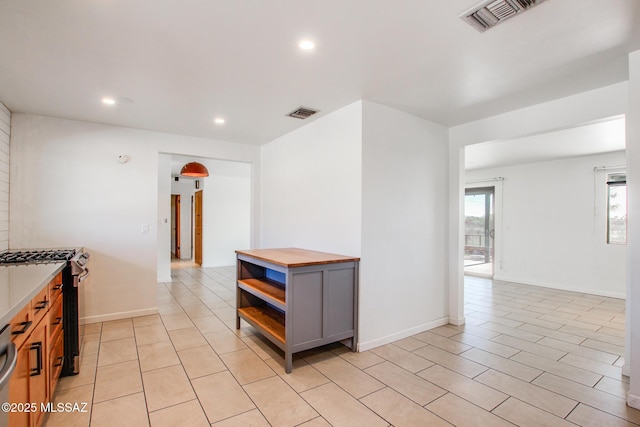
[180,161,209,177]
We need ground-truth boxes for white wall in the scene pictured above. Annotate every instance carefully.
[201,161,251,267]
[626,50,640,408]
[0,102,9,251]
[451,82,629,147]
[11,114,259,322]
[466,151,627,298]
[260,101,363,255]
[359,101,449,349]
[260,100,449,350]
[158,154,172,282]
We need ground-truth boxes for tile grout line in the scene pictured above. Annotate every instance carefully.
[159,281,222,426]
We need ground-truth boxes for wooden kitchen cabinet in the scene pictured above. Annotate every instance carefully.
[235,248,359,373]
[48,327,64,395]
[8,341,30,427]
[48,293,64,395]
[48,272,63,305]
[9,302,33,350]
[8,318,48,427]
[47,294,63,342]
[28,323,48,427]
[30,285,49,328]
[8,273,64,427]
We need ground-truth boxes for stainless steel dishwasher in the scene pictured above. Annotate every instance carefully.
[0,324,17,427]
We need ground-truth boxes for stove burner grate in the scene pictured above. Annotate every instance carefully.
[0,249,77,264]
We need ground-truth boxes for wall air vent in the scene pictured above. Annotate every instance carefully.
[460,0,548,32]
[286,107,319,120]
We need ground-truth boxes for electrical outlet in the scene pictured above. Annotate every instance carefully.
[141,224,150,234]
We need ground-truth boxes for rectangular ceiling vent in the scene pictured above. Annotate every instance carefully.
[460,0,548,32]
[286,107,319,120]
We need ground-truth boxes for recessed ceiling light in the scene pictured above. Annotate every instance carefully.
[214,117,225,125]
[102,97,116,105]
[299,40,315,51]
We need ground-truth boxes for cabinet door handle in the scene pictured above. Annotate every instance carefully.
[53,283,63,290]
[34,300,49,311]
[54,356,64,367]
[53,316,63,326]
[12,321,33,335]
[29,342,43,377]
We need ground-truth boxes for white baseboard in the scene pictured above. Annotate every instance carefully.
[628,392,640,410]
[448,316,465,326]
[493,274,626,299]
[358,317,449,352]
[81,307,159,324]
[157,276,172,283]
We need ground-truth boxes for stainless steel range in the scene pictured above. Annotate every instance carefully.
[0,248,90,376]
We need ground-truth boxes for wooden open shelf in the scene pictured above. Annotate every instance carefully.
[238,278,285,307]
[238,305,285,345]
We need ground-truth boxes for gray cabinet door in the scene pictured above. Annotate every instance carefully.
[325,267,355,339]
[291,270,323,347]
[290,265,355,350]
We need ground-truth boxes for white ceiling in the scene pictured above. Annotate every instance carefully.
[0,0,638,145]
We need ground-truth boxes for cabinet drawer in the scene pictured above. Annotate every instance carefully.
[31,284,50,327]
[48,272,63,303]
[49,329,64,395]
[48,295,63,340]
[10,302,33,348]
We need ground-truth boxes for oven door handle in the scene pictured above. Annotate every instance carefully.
[78,268,90,283]
[0,341,17,388]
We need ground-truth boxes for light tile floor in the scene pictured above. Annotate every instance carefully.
[43,267,639,426]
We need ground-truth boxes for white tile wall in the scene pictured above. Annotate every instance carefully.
[0,101,9,251]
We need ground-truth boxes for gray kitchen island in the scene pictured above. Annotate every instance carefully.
[235,248,360,373]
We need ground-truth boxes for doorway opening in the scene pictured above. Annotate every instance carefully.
[170,175,202,266]
[464,186,494,277]
[169,187,202,269]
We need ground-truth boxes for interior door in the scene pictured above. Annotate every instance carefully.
[171,195,181,258]
[464,187,495,275]
[194,190,203,265]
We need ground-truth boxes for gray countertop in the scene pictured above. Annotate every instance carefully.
[0,262,66,328]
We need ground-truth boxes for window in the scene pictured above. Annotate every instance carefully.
[607,172,627,244]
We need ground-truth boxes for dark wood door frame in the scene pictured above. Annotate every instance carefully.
[174,194,181,258]
[194,190,203,265]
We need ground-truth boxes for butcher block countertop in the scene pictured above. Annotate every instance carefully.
[235,248,360,267]
[0,262,65,327]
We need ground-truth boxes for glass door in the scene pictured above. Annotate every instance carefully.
[464,187,495,277]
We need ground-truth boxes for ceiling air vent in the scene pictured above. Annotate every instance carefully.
[286,107,319,120]
[460,0,548,32]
